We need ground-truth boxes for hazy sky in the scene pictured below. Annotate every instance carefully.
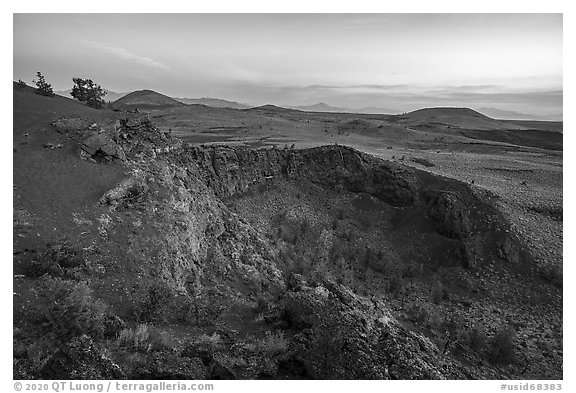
[13,14,562,118]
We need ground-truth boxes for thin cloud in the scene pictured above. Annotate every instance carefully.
[80,40,170,71]
[305,84,411,91]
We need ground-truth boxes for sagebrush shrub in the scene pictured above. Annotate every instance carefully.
[467,324,487,352]
[250,331,288,355]
[117,324,173,353]
[27,240,85,278]
[431,276,445,304]
[387,273,406,297]
[31,277,106,342]
[488,325,516,364]
[131,281,174,323]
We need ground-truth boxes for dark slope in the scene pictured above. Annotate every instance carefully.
[13,84,128,250]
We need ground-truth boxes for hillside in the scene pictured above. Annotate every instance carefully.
[111,89,186,110]
[401,107,530,130]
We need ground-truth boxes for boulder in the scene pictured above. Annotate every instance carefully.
[99,171,147,206]
[80,133,125,161]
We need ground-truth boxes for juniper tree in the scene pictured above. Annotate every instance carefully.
[70,77,107,109]
[33,72,54,97]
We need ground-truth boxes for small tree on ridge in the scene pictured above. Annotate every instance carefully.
[33,72,54,97]
[70,77,107,109]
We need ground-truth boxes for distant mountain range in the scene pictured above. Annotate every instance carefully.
[291,103,561,121]
[289,102,399,114]
[55,87,561,121]
[55,89,128,103]
[174,97,249,109]
[477,107,562,122]
[289,103,351,113]
[356,106,400,115]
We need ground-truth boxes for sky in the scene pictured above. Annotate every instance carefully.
[13,13,563,119]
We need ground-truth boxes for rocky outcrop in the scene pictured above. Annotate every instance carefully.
[78,116,182,163]
[80,132,126,161]
[99,170,148,206]
[175,145,418,207]
[95,119,530,276]
[167,142,530,270]
[278,281,474,379]
[422,190,472,239]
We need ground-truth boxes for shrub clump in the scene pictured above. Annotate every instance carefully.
[488,325,517,364]
[431,277,445,304]
[466,324,488,352]
[27,240,86,278]
[131,281,174,323]
[30,276,107,342]
[387,272,406,297]
[245,331,288,355]
[117,324,174,353]
[540,265,563,289]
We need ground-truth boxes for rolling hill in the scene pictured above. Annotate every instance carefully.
[247,104,301,114]
[111,89,186,110]
[401,107,530,130]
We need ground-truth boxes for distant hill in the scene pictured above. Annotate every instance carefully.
[289,103,400,115]
[290,103,351,113]
[248,104,298,113]
[476,107,542,121]
[502,120,563,133]
[356,106,399,115]
[111,90,186,110]
[174,97,249,109]
[477,107,562,122]
[55,89,128,103]
[403,107,530,130]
